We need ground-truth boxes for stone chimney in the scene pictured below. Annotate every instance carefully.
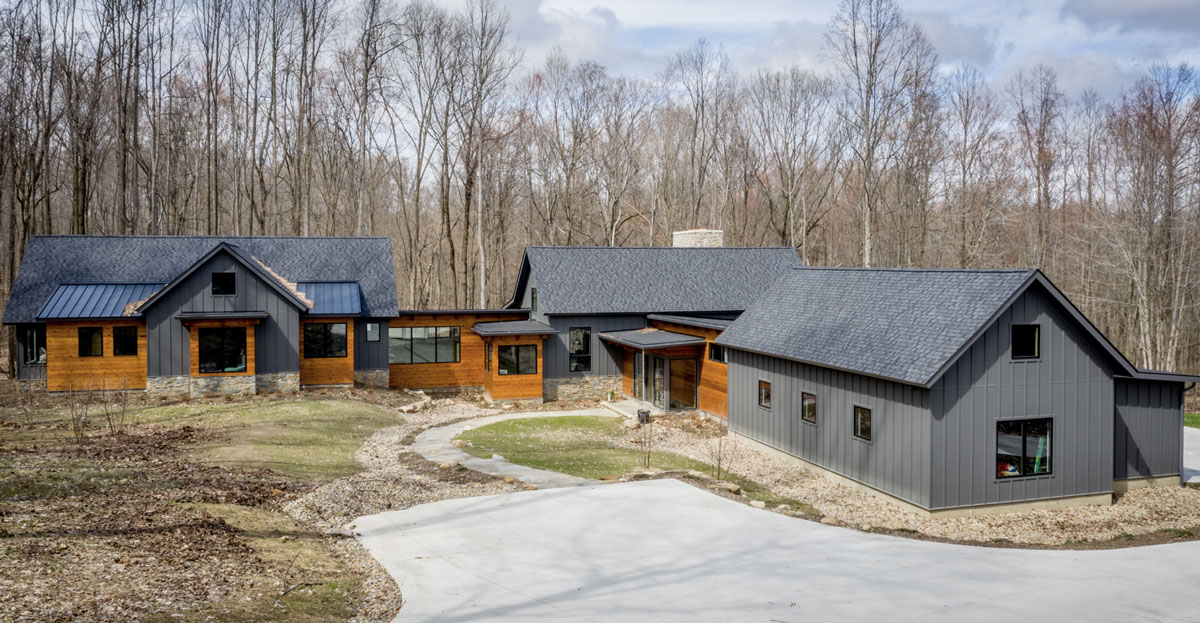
[672,229,724,248]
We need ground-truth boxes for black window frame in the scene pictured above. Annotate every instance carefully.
[303,322,349,359]
[78,326,104,357]
[801,391,817,424]
[211,271,237,296]
[112,326,138,357]
[996,417,1053,479]
[387,326,461,364]
[22,326,46,365]
[568,327,591,373]
[757,380,772,409]
[485,342,492,371]
[365,322,381,342]
[1011,323,1040,360]
[197,326,247,374]
[708,343,728,363]
[498,344,537,375]
[853,405,873,442]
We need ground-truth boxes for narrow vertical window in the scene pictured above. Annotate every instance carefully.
[365,322,380,342]
[801,392,817,424]
[853,406,872,441]
[569,327,591,372]
[757,380,771,408]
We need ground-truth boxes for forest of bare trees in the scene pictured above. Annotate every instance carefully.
[2,0,1199,375]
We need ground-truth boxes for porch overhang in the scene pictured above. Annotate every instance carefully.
[472,319,557,336]
[599,328,707,351]
[175,311,268,322]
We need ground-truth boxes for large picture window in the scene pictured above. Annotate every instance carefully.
[113,326,138,357]
[304,323,348,358]
[78,327,103,357]
[996,418,1052,478]
[388,326,460,364]
[568,327,591,372]
[853,406,873,441]
[498,345,537,375]
[802,392,817,424]
[198,327,247,374]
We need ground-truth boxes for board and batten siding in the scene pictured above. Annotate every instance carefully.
[1114,378,1183,480]
[145,251,300,377]
[727,349,933,509]
[929,284,1116,510]
[542,314,647,379]
[353,318,389,370]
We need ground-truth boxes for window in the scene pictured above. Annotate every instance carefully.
[22,327,45,365]
[996,418,1052,478]
[198,327,246,373]
[1012,324,1040,359]
[853,406,873,441]
[568,327,591,372]
[78,327,103,357]
[113,326,138,357]
[498,345,537,375]
[388,326,460,364]
[485,343,492,371]
[758,380,772,408]
[211,272,236,296]
[304,323,348,358]
[802,392,817,424]
[709,343,728,363]
[365,322,380,342]
[530,288,537,312]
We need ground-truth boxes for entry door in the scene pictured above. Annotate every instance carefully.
[668,359,698,410]
[652,356,666,409]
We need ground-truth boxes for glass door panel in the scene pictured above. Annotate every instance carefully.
[652,357,666,409]
[632,351,644,401]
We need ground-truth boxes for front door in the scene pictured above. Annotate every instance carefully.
[668,358,698,410]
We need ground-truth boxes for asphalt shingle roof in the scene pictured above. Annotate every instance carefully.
[3,236,399,324]
[715,268,1036,386]
[519,246,801,315]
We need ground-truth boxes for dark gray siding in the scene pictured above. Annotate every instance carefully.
[929,284,1115,510]
[727,350,933,508]
[354,318,389,370]
[145,252,300,376]
[1114,378,1183,480]
[15,323,47,381]
[542,314,647,378]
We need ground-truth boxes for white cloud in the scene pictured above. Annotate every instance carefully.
[1061,0,1200,35]
[909,12,997,68]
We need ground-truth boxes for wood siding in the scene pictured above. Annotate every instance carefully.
[388,313,525,389]
[649,320,728,417]
[46,320,148,390]
[300,317,355,385]
[187,319,257,377]
[483,335,545,400]
[1114,378,1183,480]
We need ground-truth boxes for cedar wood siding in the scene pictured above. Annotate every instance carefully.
[46,319,148,390]
[929,284,1116,510]
[482,335,545,400]
[300,317,355,385]
[1114,378,1184,480]
[388,313,525,389]
[144,251,300,377]
[648,319,728,417]
[727,349,933,508]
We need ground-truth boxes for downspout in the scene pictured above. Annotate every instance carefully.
[1182,382,1195,486]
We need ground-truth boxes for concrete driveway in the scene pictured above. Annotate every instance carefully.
[354,479,1200,622]
[1186,427,1200,484]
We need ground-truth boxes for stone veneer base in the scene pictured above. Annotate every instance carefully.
[147,374,295,399]
[543,376,622,401]
[257,372,300,394]
[354,369,390,389]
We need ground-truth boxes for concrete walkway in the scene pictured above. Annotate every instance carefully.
[355,479,1200,622]
[1185,426,1200,484]
[411,408,620,489]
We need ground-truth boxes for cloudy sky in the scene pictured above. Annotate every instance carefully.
[492,0,1200,95]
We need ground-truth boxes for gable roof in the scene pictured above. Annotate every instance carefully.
[136,242,311,313]
[37,283,162,319]
[715,267,1144,387]
[3,236,400,324]
[505,246,802,315]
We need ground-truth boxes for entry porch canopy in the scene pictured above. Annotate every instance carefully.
[599,328,706,351]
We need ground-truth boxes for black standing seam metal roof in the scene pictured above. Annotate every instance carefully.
[3,236,400,324]
[599,329,708,350]
[37,283,162,319]
[504,246,802,315]
[470,320,558,336]
[646,314,735,331]
[296,282,363,316]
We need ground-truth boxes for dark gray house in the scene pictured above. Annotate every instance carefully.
[503,243,802,400]
[4,236,398,397]
[715,267,1197,516]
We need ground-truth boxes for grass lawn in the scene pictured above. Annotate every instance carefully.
[1186,413,1200,429]
[456,415,818,514]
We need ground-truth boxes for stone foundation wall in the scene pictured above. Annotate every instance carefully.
[543,375,622,401]
[147,376,190,399]
[189,375,256,399]
[18,380,47,392]
[485,395,544,408]
[354,369,389,389]
[257,372,300,394]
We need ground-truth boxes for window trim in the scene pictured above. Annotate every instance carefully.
[387,325,462,365]
[365,322,381,343]
[852,404,873,443]
[211,271,237,297]
[801,391,817,425]
[708,343,728,364]
[757,379,772,409]
[497,344,538,375]
[568,326,592,374]
[112,326,139,357]
[303,322,349,359]
[78,326,104,358]
[995,416,1054,480]
[1011,323,1041,361]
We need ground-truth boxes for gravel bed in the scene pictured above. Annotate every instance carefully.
[628,414,1200,545]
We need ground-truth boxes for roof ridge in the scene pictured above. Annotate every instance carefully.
[791,266,1034,274]
[527,245,795,249]
[30,234,392,240]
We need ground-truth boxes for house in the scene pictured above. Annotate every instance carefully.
[4,236,399,397]
[712,267,1198,516]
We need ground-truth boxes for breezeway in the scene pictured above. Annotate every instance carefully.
[354,479,1200,622]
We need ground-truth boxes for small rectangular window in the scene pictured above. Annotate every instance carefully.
[1012,324,1040,359]
[211,272,236,296]
[530,287,537,312]
[365,322,380,342]
[198,327,246,373]
[569,327,591,372]
[78,327,103,357]
[112,326,138,357]
[709,343,728,363]
[853,406,873,441]
[997,418,1052,478]
[498,344,537,375]
[758,380,771,409]
[304,323,348,358]
[802,392,817,424]
[485,343,492,371]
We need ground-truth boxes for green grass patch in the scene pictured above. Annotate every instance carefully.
[1185,413,1200,429]
[1161,528,1194,539]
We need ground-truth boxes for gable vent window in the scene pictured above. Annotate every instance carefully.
[1012,324,1040,360]
[212,272,236,296]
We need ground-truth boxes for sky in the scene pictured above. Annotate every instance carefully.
[490,0,1200,96]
